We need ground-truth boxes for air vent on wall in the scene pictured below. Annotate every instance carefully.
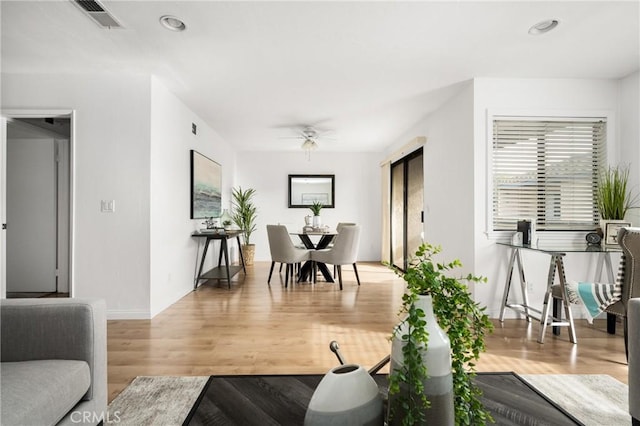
[72,0,123,29]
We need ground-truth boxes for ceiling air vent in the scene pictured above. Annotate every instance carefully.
[72,0,123,29]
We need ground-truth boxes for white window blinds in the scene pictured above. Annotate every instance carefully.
[492,118,606,231]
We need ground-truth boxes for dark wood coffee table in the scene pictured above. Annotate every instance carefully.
[183,372,582,425]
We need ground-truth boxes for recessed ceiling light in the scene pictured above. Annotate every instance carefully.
[160,15,186,32]
[528,19,559,35]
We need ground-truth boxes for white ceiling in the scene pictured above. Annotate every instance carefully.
[2,1,639,153]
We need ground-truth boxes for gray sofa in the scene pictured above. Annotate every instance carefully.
[630,298,639,425]
[1,298,107,426]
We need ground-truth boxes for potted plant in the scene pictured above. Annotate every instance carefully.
[387,242,494,426]
[310,201,323,228]
[596,165,638,244]
[231,187,258,265]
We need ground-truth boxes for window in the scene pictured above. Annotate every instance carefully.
[492,117,606,231]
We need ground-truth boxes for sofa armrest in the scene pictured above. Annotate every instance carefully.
[1,298,106,403]
[629,298,640,421]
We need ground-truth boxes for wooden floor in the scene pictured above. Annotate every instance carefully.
[107,261,629,403]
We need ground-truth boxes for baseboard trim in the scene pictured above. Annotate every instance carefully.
[107,310,151,320]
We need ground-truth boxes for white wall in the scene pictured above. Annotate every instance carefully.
[420,84,476,271]
[234,151,381,262]
[149,77,236,317]
[2,73,152,317]
[382,81,476,273]
[618,71,640,226]
[473,78,622,317]
[2,73,239,318]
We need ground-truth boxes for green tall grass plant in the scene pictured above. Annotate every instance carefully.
[596,165,637,220]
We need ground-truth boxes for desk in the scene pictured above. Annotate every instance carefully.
[291,230,336,283]
[498,242,620,344]
[192,230,245,289]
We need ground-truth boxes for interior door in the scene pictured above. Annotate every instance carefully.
[390,148,424,271]
[6,134,57,292]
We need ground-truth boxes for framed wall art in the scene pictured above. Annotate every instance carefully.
[190,150,222,219]
[604,221,631,245]
[288,174,335,208]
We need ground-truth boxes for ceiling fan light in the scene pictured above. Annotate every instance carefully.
[302,139,318,151]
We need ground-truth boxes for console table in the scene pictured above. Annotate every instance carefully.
[192,230,245,289]
[497,242,621,344]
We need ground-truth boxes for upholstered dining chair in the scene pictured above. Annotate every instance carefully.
[266,225,312,288]
[333,222,356,277]
[311,225,361,290]
[605,226,640,359]
[336,222,356,231]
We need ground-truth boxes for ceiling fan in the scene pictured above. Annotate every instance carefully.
[280,126,335,159]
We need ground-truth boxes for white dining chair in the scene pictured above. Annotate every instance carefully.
[266,225,312,287]
[332,222,356,277]
[311,225,361,290]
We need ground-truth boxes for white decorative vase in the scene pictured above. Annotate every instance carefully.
[305,215,313,226]
[304,364,383,426]
[389,294,454,426]
[219,209,234,230]
[313,215,321,228]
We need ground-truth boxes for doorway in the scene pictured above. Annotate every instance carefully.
[390,148,424,271]
[2,114,72,298]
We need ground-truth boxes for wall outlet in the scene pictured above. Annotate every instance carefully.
[101,200,115,213]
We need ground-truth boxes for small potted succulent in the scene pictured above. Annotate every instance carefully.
[309,201,323,228]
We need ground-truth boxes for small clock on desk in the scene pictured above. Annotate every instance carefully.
[585,232,602,245]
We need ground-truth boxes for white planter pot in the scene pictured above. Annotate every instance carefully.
[389,294,454,425]
[304,364,383,425]
[313,215,321,228]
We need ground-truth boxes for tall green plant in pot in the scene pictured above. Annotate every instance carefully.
[231,187,258,265]
[596,165,638,244]
[387,242,493,426]
[596,165,636,221]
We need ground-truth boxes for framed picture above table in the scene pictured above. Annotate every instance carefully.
[190,150,222,219]
[288,174,335,208]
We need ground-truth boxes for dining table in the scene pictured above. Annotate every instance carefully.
[290,229,337,283]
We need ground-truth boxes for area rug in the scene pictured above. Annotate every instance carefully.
[107,374,629,425]
[520,374,629,426]
[107,376,209,425]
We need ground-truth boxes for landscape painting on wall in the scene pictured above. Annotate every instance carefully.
[190,150,222,219]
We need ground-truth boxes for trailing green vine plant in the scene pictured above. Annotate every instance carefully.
[388,242,494,426]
